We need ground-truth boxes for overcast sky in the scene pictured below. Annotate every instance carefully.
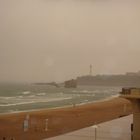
[0,0,140,83]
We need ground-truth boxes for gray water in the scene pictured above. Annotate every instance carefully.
[0,84,121,113]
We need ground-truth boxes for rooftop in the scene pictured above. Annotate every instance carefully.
[120,88,140,99]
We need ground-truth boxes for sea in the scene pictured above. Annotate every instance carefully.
[0,84,122,114]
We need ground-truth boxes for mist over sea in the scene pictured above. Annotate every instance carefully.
[0,0,139,115]
[0,84,121,114]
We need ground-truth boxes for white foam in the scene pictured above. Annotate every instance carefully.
[22,91,31,95]
[72,90,94,94]
[37,93,46,96]
[18,96,23,98]
[0,97,72,107]
[28,95,36,98]
[0,96,15,100]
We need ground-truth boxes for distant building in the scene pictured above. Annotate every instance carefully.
[120,87,140,139]
[120,88,140,98]
[126,72,138,76]
[64,79,77,88]
[77,74,140,87]
[126,70,140,76]
[137,71,140,75]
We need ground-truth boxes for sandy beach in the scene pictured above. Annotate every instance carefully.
[0,97,132,140]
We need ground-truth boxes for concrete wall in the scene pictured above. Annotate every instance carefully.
[133,113,140,140]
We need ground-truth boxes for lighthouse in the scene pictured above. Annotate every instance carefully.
[89,65,92,76]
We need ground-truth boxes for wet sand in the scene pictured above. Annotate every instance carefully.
[0,97,132,140]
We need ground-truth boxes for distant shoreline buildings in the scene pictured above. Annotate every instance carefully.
[35,69,140,88]
[64,79,77,88]
[77,71,140,87]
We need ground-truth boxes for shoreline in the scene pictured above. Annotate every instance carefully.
[0,95,119,115]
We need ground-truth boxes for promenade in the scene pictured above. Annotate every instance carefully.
[46,115,132,140]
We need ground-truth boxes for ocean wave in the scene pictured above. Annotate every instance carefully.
[18,96,24,98]
[0,97,73,107]
[37,93,46,96]
[22,91,31,95]
[0,96,15,100]
[28,95,36,98]
[0,95,25,100]
[72,90,94,94]
[58,92,64,95]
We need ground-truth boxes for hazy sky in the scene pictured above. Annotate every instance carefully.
[0,0,140,83]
